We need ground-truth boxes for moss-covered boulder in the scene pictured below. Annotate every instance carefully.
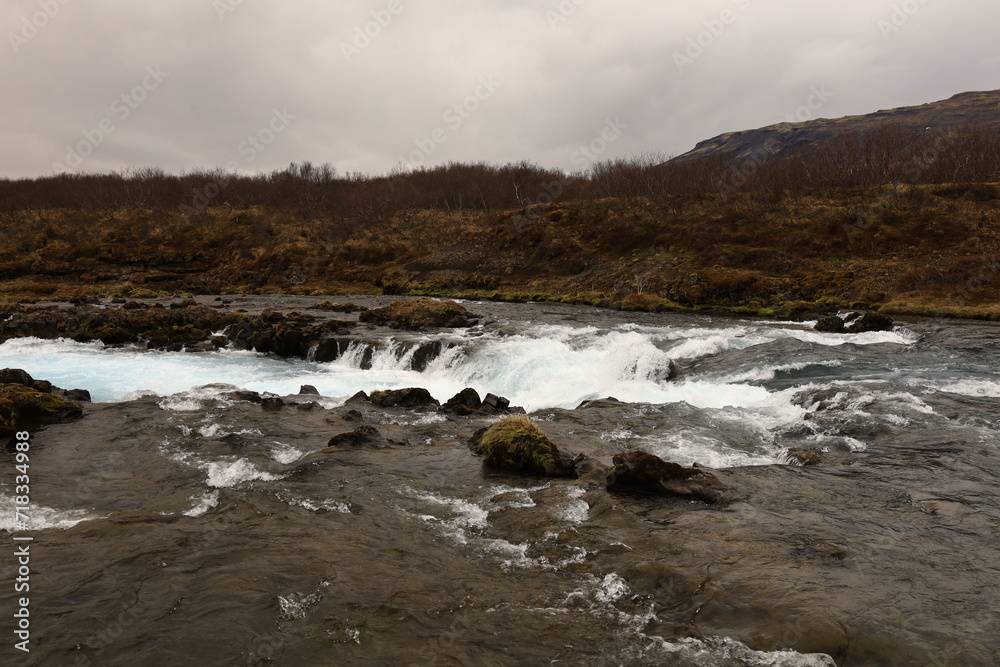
[359,298,477,330]
[606,450,726,504]
[470,416,577,477]
[0,383,83,437]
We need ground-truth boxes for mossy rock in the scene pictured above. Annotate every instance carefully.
[0,383,83,437]
[360,298,477,330]
[471,416,577,477]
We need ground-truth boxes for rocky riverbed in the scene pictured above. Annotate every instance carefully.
[1,297,998,665]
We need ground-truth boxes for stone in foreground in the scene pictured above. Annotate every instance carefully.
[606,450,726,503]
[470,415,577,477]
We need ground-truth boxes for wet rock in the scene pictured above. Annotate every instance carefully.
[327,425,390,448]
[441,388,482,416]
[370,387,440,409]
[577,397,623,410]
[121,301,144,310]
[309,300,368,313]
[313,338,344,363]
[0,304,245,350]
[482,393,510,413]
[814,311,894,334]
[296,401,319,411]
[606,450,726,504]
[410,341,447,372]
[299,384,320,395]
[845,311,894,333]
[261,397,285,411]
[63,388,92,403]
[224,390,262,403]
[32,379,53,393]
[1,383,83,438]
[469,416,578,477]
[0,368,35,387]
[170,299,199,309]
[342,409,364,422]
[359,298,478,330]
[184,341,216,353]
[787,447,823,466]
[814,315,846,333]
[345,391,370,405]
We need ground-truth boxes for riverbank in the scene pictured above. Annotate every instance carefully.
[2,183,998,321]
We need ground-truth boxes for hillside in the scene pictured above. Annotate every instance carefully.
[673,89,1000,163]
[2,183,1000,320]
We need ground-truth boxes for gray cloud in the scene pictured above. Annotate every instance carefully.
[2,0,998,178]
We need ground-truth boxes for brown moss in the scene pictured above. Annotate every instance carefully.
[474,416,576,477]
[0,383,83,436]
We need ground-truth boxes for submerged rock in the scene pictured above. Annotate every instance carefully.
[327,425,406,448]
[369,387,439,409]
[606,450,726,503]
[261,397,285,411]
[787,447,823,466]
[470,415,578,477]
[359,298,478,330]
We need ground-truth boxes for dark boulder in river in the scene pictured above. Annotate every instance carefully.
[441,387,483,415]
[845,311,894,333]
[470,416,578,477]
[369,387,439,408]
[814,315,846,333]
[606,450,726,504]
[814,311,894,334]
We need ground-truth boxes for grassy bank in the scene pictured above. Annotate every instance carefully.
[1,182,998,319]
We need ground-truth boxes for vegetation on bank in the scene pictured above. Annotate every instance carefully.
[1,121,999,319]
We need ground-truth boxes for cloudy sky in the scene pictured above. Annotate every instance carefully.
[2,0,998,178]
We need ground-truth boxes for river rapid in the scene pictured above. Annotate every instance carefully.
[1,297,998,665]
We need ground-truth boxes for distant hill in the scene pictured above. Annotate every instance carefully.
[672,89,1000,163]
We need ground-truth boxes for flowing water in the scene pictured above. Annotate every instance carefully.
[1,300,998,665]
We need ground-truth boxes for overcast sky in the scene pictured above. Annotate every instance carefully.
[2,0,998,178]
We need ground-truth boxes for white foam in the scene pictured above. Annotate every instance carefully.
[278,590,324,620]
[0,496,98,532]
[559,486,589,524]
[643,430,784,468]
[183,491,219,517]
[935,379,1000,398]
[204,458,283,488]
[270,442,304,464]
